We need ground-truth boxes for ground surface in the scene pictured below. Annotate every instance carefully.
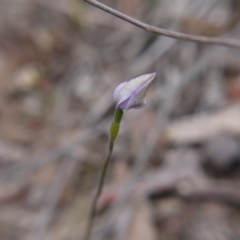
[0,0,240,239]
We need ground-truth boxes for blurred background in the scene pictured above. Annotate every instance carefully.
[0,0,240,239]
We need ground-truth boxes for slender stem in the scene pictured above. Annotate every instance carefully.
[84,109,123,240]
[114,108,123,124]
[84,144,113,240]
[83,0,240,49]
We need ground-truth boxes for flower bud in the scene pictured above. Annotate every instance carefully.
[113,72,156,111]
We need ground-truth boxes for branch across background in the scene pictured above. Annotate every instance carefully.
[84,0,240,49]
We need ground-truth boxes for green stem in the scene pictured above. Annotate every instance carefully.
[84,109,123,240]
[84,145,113,240]
[114,108,123,124]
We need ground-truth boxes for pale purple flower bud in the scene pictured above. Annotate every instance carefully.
[113,72,156,111]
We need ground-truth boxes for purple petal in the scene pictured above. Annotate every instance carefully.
[114,72,156,111]
[125,95,146,111]
[116,96,130,110]
[113,82,127,102]
[132,72,156,95]
[127,72,156,84]
[125,72,156,110]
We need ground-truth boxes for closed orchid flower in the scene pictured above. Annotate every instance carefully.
[85,72,156,240]
[113,72,156,111]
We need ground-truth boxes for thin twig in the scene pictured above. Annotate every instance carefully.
[83,0,240,49]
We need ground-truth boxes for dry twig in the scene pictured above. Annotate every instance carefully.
[83,0,240,49]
